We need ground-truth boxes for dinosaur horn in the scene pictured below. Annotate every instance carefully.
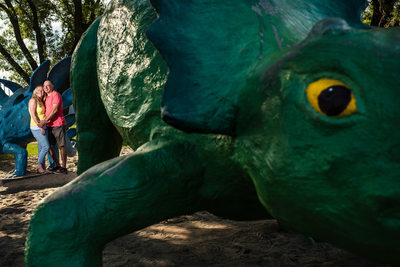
[147,0,368,135]
[29,60,51,92]
[62,87,73,108]
[0,79,21,101]
[48,56,72,91]
[0,86,7,100]
[0,79,22,93]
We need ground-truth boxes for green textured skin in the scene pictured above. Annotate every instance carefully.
[70,17,123,173]
[26,0,400,265]
[148,0,367,134]
[96,0,168,149]
[236,24,400,261]
[25,1,268,265]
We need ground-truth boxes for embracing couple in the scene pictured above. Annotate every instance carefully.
[28,80,68,174]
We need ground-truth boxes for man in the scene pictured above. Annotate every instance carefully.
[39,79,68,174]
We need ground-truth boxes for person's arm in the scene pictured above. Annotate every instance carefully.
[29,99,42,127]
[45,103,59,122]
[44,93,61,122]
[30,100,47,131]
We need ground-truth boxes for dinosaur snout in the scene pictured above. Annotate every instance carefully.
[161,108,186,132]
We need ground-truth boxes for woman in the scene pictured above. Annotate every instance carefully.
[28,85,50,173]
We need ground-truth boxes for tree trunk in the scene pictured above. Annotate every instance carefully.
[371,0,383,26]
[73,0,84,52]
[26,0,47,63]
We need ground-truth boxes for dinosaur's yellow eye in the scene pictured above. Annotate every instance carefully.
[306,78,357,116]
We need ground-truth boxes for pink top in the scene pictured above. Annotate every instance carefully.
[45,91,66,127]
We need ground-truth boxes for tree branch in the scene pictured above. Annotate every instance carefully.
[73,0,84,47]
[1,0,38,70]
[371,0,383,26]
[0,42,30,83]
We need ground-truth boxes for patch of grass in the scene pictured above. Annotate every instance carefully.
[27,142,38,156]
[0,142,38,159]
[0,154,13,159]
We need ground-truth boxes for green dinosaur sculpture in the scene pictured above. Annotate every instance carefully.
[25,0,400,265]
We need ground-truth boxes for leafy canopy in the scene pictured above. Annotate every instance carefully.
[0,0,107,86]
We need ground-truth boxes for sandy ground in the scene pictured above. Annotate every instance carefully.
[0,147,389,266]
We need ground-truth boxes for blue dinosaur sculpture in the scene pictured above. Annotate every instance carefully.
[0,57,73,176]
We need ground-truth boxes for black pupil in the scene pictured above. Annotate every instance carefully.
[318,85,351,116]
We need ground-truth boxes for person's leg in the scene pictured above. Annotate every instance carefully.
[59,145,67,168]
[47,144,59,169]
[39,129,50,170]
[54,126,68,170]
[37,135,42,155]
[31,129,49,172]
[47,127,60,168]
[36,134,42,167]
[48,147,60,167]
[36,135,45,172]
[36,129,50,164]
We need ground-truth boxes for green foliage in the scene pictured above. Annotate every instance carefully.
[362,0,400,26]
[54,0,106,58]
[362,2,372,24]
[26,142,38,156]
[0,0,107,85]
[0,154,13,159]
[390,1,400,26]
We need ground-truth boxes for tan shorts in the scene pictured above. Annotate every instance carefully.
[48,126,66,147]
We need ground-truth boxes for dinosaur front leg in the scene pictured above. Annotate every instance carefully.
[25,139,205,266]
[2,142,27,176]
[70,18,123,175]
